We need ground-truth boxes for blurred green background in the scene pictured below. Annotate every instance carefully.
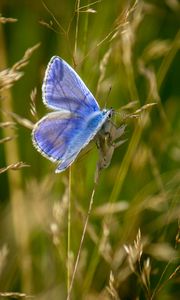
[0,0,180,299]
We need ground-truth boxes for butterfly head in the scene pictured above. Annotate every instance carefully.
[102,108,114,119]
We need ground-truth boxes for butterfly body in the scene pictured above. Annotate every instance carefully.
[32,56,113,173]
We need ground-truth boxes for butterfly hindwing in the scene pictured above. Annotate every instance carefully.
[32,110,110,172]
[32,111,84,162]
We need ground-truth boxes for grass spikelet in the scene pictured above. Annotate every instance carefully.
[0,43,40,91]
[0,121,16,128]
[0,16,17,23]
[0,292,33,299]
[30,87,38,119]
[0,68,23,92]
[96,48,112,98]
[0,135,16,144]
[12,43,41,71]
[106,271,119,300]
[124,229,143,272]
[141,258,151,291]
[0,161,30,174]
[6,111,34,129]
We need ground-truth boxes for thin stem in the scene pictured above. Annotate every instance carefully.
[74,0,80,58]
[41,0,66,35]
[67,166,72,294]
[67,183,97,300]
[82,124,142,290]
[82,0,89,56]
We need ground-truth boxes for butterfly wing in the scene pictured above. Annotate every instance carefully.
[42,56,100,114]
[33,56,111,172]
[32,111,82,162]
[32,110,110,173]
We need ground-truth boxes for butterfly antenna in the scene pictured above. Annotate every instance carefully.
[104,86,112,109]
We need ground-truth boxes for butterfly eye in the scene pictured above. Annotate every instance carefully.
[108,109,114,119]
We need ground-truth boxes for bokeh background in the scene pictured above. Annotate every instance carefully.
[0,0,180,299]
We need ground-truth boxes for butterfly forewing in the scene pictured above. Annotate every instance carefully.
[42,56,100,113]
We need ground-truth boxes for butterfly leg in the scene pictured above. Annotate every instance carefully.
[109,124,126,142]
[94,122,126,182]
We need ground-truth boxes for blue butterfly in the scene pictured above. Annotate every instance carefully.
[32,56,113,173]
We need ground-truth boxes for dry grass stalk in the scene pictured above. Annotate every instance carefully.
[0,121,16,128]
[0,292,33,299]
[98,222,112,263]
[0,17,17,23]
[124,229,143,273]
[0,161,30,174]
[52,183,69,233]
[0,68,23,92]
[141,258,151,291]
[6,111,34,129]
[106,271,120,300]
[140,39,171,63]
[124,230,152,298]
[152,263,180,299]
[77,0,101,13]
[0,136,16,144]
[0,43,40,92]
[96,48,112,97]
[0,244,8,276]
[138,61,160,102]
[67,186,97,300]
[30,87,38,119]
[12,43,40,71]
[118,1,142,101]
[93,201,129,216]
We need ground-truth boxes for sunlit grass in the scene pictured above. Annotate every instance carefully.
[0,1,180,299]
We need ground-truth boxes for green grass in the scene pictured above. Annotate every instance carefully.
[0,1,180,299]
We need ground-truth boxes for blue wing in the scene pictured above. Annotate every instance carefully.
[42,56,100,114]
[32,110,110,173]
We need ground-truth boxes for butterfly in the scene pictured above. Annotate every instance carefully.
[32,56,117,173]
